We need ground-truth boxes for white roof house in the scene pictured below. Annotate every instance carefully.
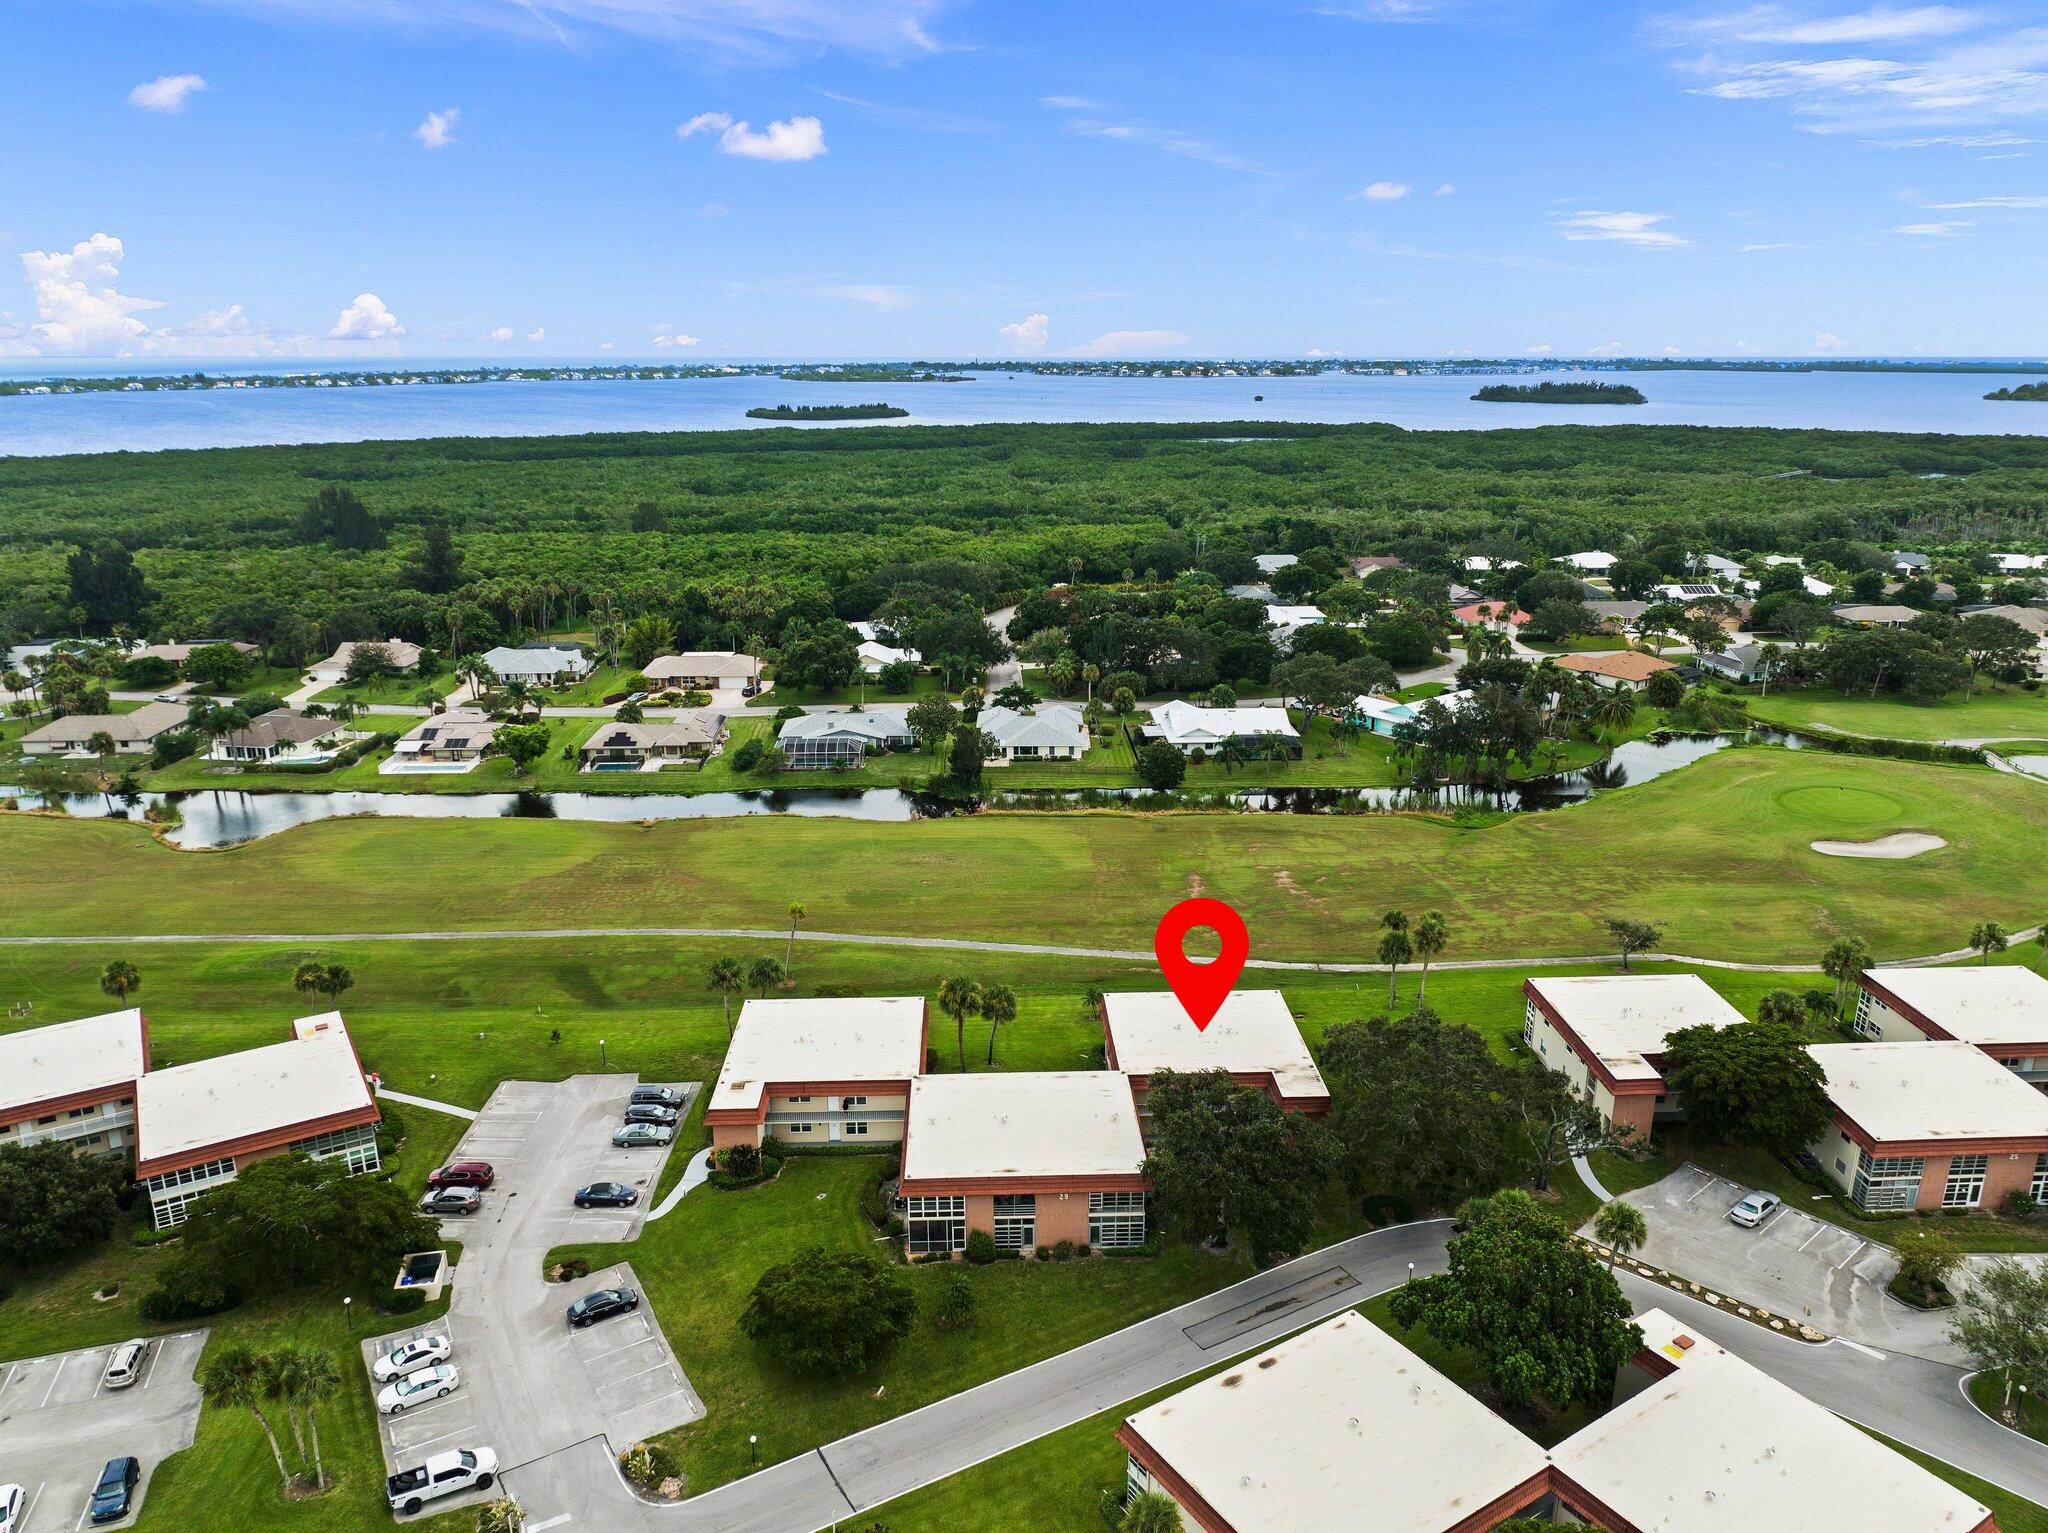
[310,638,423,682]
[1252,553,1298,574]
[979,703,1088,760]
[1811,1041,2048,1145]
[857,640,920,673]
[1143,701,1299,750]
[480,645,591,683]
[1264,604,1325,645]
[1691,554,1744,579]
[708,997,927,1117]
[1993,553,2048,574]
[134,1013,374,1174]
[1348,688,1472,736]
[776,712,913,748]
[1565,550,1618,572]
[1462,555,1522,573]
[1119,1310,1550,1533]
[1102,990,1329,1107]
[1524,975,1744,1087]
[1552,1309,1995,1533]
[900,1072,1145,1184]
[644,651,764,686]
[0,1008,148,1121]
[1801,574,1836,599]
[1858,967,2048,1048]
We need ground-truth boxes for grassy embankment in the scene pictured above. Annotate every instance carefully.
[1744,677,2048,743]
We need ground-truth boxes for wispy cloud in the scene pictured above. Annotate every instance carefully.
[818,283,911,311]
[414,107,459,149]
[128,73,207,112]
[1667,5,1984,47]
[1927,193,2048,206]
[1069,327,1192,356]
[680,113,827,162]
[1867,130,2036,146]
[1038,94,1106,111]
[1556,209,1690,246]
[1893,218,1972,233]
[1044,99,1267,176]
[816,89,997,135]
[1351,180,1412,200]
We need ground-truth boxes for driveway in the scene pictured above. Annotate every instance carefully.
[1593,1163,1961,1361]
[365,1077,702,1522]
[0,1331,208,1531]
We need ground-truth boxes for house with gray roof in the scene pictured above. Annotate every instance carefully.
[1696,642,1776,685]
[979,703,1088,763]
[1833,603,1920,628]
[21,700,189,757]
[384,709,494,773]
[578,715,725,771]
[210,708,349,763]
[481,644,591,685]
[776,711,913,768]
[1584,599,1650,632]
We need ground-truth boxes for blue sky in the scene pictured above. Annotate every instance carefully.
[2,0,2046,360]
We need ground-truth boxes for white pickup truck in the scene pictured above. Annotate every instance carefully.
[386,1447,499,1515]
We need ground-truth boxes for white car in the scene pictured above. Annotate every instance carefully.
[372,1333,453,1383]
[387,1448,498,1515]
[1727,1191,1782,1228]
[377,1363,461,1414]
[0,1482,25,1533]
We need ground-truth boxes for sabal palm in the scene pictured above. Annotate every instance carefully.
[293,1348,343,1488]
[981,983,1017,1066]
[937,976,983,1071]
[199,1345,291,1488]
[1411,912,1448,1003]
[784,902,807,974]
[100,960,141,1003]
[708,957,746,1035]
[747,955,785,997]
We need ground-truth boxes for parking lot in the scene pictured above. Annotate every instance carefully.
[0,1331,207,1531]
[366,1075,702,1523]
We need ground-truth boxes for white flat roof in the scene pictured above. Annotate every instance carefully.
[135,1015,373,1166]
[1103,990,1328,1102]
[1527,975,1744,1084]
[0,1009,147,1117]
[709,997,925,1115]
[902,1072,1144,1182]
[1812,1041,2048,1145]
[1553,1308,1992,1532]
[1865,966,2048,1046]
[1123,1310,1547,1533]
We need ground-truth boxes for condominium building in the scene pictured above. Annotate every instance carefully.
[1851,967,2048,1088]
[135,1012,382,1228]
[897,1072,1148,1256]
[704,996,927,1152]
[0,1007,149,1158]
[1100,989,1330,1130]
[1808,1041,2048,1214]
[1522,975,1745,1140]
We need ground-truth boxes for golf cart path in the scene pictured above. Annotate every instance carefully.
[5,925,2038,974]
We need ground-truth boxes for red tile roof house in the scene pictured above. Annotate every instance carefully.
[897,1072,1148,1256]
[1101,990,1330,1132]
[704,996,927,1153]
[0,1007,149,1160]
[1451,599,1528,630]
[1807,1041,2048,1213]
[1521,975,1744,1143]
[1116,1305,2000,1533]
[1850,967,2048,1088]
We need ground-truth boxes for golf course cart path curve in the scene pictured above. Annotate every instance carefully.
[1812,832,1949,859]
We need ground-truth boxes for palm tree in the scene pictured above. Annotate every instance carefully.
[87,729,117,757]
[1081,663,1100,706]
[784,901,807,976]
[292,961,354,1005]
[937,976,983,1072]
[1757,641,1784,695]
[198,1345,291,1489]
[1971,921,2010,965]
[746,955,785,998]
[981,983,1017,1067]
[1820,936,1870,1018]
[1594,1200,1648,1270]
[1411,911,1448,1003]
[707,956,746,1035]
[294,1348,343,1488]
[262,1349,309,1466]
[99,959,141,1004]
[1378,911,1412,1008]
[1590,687,1638,740]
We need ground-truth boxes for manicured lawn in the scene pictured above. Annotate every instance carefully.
[10,747,2046,965]
[310,668,459,708]
[1745,679,2048,743]
[142,730,545,795]
[1967,1371,2048,1445]
[748,673,946,707]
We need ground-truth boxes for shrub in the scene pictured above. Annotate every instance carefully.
[476,1498,525,1533]
[1052,1240,1075,1262]
[374,1286,429,1315]
[964,1229,998,1265]
[731,738,765,772]
[740,1247,917,1375]
[374,1102,410,1161]
[1035,1245,1052,1262]
[619,1438,684,1493]
[933,1271,977,1331]
[1076,1243,1090,1258]
[2006,1190,2042,1220]
[723,1143,762,1179]
[139,1283,238,1322]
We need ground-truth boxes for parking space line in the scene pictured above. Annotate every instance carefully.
[599,1360,675,1389]
[394,1425,476,1453]
[387,1396,461,1421]
[135,1341,164,1392]
[40,1353,67,1408]
[20,1483,43,1532]
[1795,1222,1828,1253]
[71,1490,90,1533]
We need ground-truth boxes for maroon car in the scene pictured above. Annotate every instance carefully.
[426,1160,495,1189]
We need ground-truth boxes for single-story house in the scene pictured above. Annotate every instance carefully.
[1102,990,1329,1128]
[1522,974,1742,1142]
[577,715,725,772]
[384,709,495,772]
[209,708,348,764]
[1346,688,1472,737]
[642,651,763,695]
[21,700,189,757]
[1585,599,1651,632]
[1696,642,1774,684]
[1832,603,1920,628]
[1552,651,1677,691]
[129,640,257,670]
[1451,599,1527,630]
[1802,574,1836,599]
[1993,553,2048,574]
[1252,553,1297,574]
[1447,582,1483,604]
[1564,550,1617,572]
[1810,1040,2048,1212]
[851,624,921,674]
[1142,701,1301,755]
[1891,550,1933,573]
[898,1072,1148,1255]
[1461,555,1521,572]
[308,638,422,684]
[1689,553,1744,579]
[480,645,591,685]
[1852,967,2048,1088]
[705,996,927,1152]
[775,711,914,768]
[978,703,1088,763]
[1653,582,1722,603]
[1350,554,1404,576]
[1966,603,2048,637]
[1225,583,1278,603]
[1264,604,1324,649]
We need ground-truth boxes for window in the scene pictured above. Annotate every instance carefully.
[993,1193,1036,1251]
[1089,1190,1147,1248]
[842,1095,868,1109]
[785,1122,815,1135]
[843,1121,870,1137]
[1852,989,1882,1040]
[289,1121,381,1177]
[905,1195,965,1255]
[786,1095,813,1105]
[1944,1154,1989,1209]
[2033,1154,2048,1204]
[1852,1154,1924,1212]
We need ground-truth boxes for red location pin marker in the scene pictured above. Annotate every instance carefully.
[1154,898,1249,1032]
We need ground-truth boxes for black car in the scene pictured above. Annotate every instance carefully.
[89,1457,140,1524]
[574,1182,639,1209]
[629,1085,682,1108]
[622,1103,678,1127]
[566,1287,640,1328]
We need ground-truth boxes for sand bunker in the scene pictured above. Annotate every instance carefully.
[1810,832,1947,859]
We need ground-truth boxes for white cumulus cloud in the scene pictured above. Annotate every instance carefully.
[1353,180,1412,201]
[1434,181,1457,195]
[128,74,207,112]
[414,107,460,148]
[1814,331,1848,350]
[680,113,826,161]
[999,312,1050,351]
[1070,328,1191,357]
[1556,210,1690,247]
[330,292,404,340]
[18,233,164,350]
[486,325,514,341]
[651,327,701,348]
[527,327,546,341]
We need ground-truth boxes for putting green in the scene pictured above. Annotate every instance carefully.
[1773,784,1909,828]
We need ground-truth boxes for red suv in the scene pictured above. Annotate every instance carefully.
[426,1161,495,1189]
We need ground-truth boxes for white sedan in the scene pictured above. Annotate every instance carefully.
[372,1333,453,1383]
[377,1363,461,1414]
[0,1482,25,1533]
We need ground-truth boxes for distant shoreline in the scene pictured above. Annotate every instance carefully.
[745,402,909,421]
[1473,381,1647,405]
[1986,384,2048,403]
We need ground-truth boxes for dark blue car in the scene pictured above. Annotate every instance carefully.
[89,1457,139,1523]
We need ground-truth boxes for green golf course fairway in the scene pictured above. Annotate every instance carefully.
[9,745,2045,962]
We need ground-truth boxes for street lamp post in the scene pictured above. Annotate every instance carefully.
[599,1037,607,1069]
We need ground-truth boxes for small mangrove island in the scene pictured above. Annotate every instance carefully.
[745,402,910,421]
[1986,383,2048,402]
[1473,381,1648,405]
